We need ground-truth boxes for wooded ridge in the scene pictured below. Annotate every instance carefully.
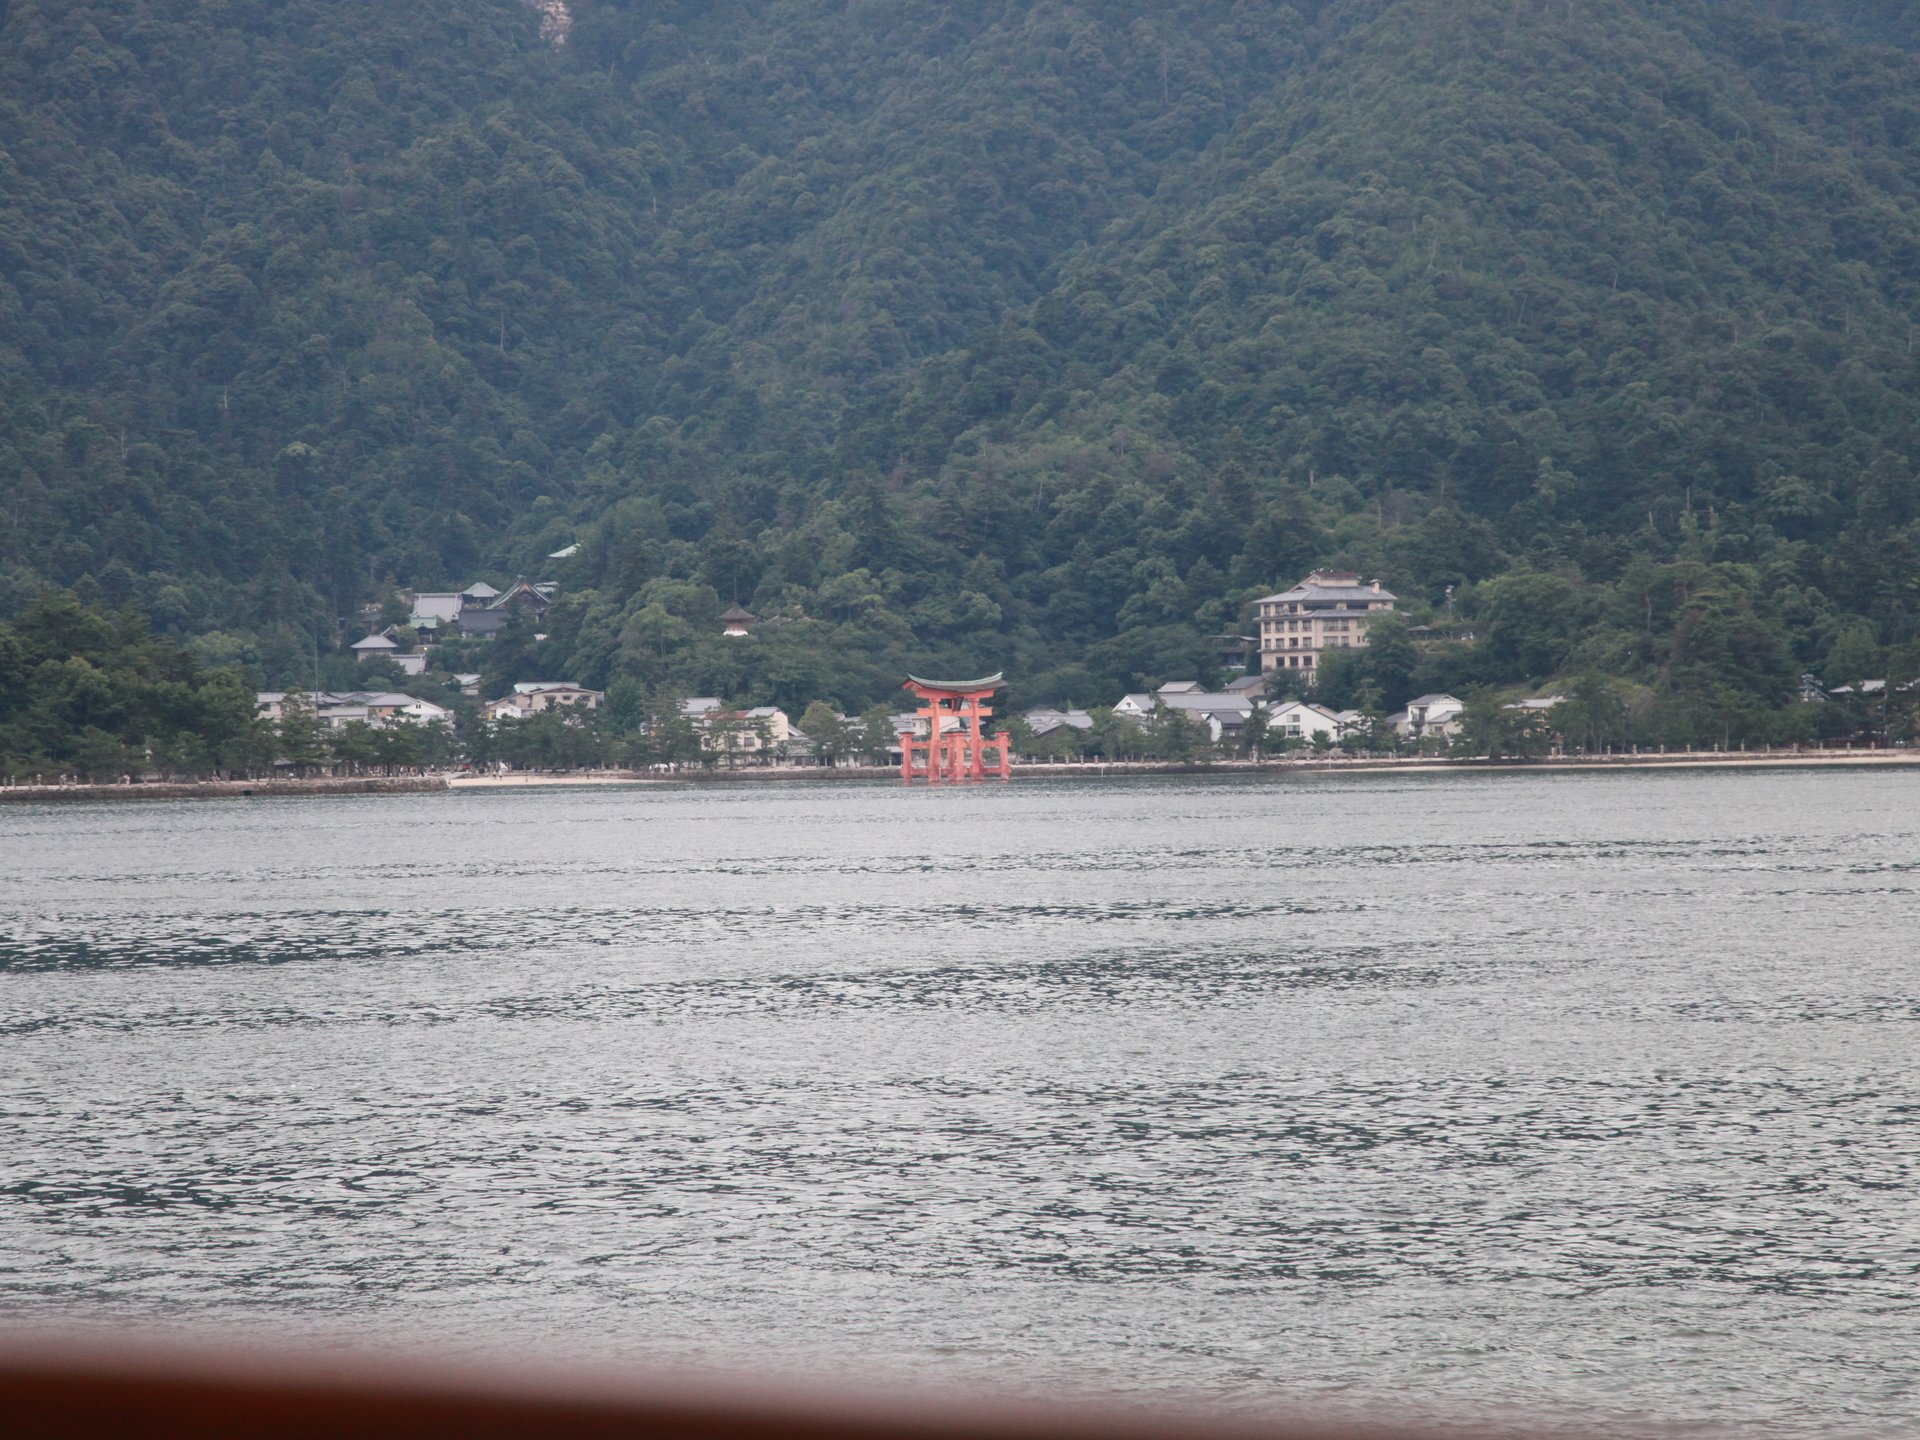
[3,0,1917,737]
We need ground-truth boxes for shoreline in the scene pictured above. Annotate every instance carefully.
[445,750,1920,787]
[4,749,1915,803]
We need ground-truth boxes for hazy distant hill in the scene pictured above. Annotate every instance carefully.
[2,0,1916,722]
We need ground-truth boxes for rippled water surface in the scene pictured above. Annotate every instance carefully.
[3,771,1918,1436]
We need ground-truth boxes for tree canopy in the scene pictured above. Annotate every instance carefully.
[3,0,1917,723]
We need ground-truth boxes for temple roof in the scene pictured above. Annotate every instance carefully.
[904,672,1006,694]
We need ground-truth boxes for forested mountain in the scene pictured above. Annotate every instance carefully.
[4,0,1918,732]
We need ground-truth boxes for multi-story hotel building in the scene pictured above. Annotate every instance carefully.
[1256,569,1396,677]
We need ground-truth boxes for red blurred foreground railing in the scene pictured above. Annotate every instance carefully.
[0,1342,1573,1440]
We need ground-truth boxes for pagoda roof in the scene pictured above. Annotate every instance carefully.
[904,671,1006,694]
[718,604,756,622]
[488,576,550,608]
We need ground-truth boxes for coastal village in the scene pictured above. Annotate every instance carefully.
[253,569,1484,771]
[246,567,1911,777]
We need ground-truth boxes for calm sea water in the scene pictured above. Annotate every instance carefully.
[2,771,1917,1436]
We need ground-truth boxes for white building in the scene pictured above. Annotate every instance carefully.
[483,683,604,721]
[1263,700,1344,744]
[740,706,790,749]
[1388,693,1466,741]
[395,697,454,725]
[692,705,792,757]
[1256,570,1396,678]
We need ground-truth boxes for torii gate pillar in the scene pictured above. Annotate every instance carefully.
[901,673,1013,783]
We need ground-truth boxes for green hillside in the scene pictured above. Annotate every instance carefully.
[4,0,1918,736]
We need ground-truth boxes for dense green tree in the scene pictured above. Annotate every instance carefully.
[70,727,136,783]
[1146,704,1208,763]
[275,691,327,775]
[1476,575,1590,685]
[329,721,380,775]
[798,701,850,766]
[1457,693,1551,761]
[1088,706,1140,759]
[1239,706,1270,760]
[1554,675,1631,754]
[0,590,276,778]
[481,612,544,700]
[1824,625,1885,687]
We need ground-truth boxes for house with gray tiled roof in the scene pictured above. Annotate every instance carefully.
[256,691,451,730]
[1115,682,1254,722]
[1024,707,1095,741]
[1265,700,1344,744]
[483,682,603,721]
[408,592,465,629]
[1112,682,1256,745]
[1388,692,1466,741]
[454,576,552,638]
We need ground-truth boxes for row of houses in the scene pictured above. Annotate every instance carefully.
[1817,677,1919,701]
[1028,681,1484,748]
[669,684,1503,763]
[255,690,458,730]
[255,675,1578,765]
[255,681,609,732]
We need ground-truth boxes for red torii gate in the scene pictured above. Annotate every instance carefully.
[901,673,1013,783]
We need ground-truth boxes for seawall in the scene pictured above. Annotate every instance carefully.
[0,776,448,803]
[450,749,1920,788]
[8,750,1916,804]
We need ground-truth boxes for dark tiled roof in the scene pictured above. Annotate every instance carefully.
[905,672,1006,693]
